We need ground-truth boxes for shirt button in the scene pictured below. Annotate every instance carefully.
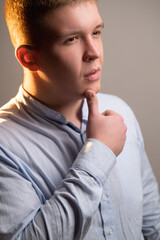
[84,141,93,152]
[103,194,108,201]
[108,228,113,235]
[56,114,61,119]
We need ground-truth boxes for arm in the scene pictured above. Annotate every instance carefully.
[0,141,115,240]
[132,117,160,239]
[0,90,126,240]
[141,143,160,239]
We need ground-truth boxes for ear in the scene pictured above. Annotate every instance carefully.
[16,45,40,71]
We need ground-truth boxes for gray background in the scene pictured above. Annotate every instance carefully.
[0,0,160,188]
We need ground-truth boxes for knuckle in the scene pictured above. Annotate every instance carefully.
[105,110,112,116]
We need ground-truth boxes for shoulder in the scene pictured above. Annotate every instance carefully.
[0,97,19,119]
[0,97,25,149]
[97,92,143,142]
[97,92,133,117]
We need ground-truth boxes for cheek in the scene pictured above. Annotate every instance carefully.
[99,41,104,64]
[56,50,81,75]
[47,58,79,86]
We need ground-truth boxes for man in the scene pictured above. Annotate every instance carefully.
[0,0,160,239]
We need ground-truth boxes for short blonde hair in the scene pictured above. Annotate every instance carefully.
[5,0,98,49]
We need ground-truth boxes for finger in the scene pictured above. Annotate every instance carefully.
[85,89,99,116]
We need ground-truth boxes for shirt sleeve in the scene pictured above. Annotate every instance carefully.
[135,122,160,239]
[0,139,116,240]
[141,146,160,240]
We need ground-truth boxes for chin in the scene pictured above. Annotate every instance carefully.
[79,80,101,98]
[90,82,101,94]
[81,86,100,99]
[95,86,101,93]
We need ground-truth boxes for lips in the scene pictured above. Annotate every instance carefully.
[84,68,101,81]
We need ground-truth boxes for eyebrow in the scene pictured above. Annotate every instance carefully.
[55,22,104,40]
[96,22,104,30]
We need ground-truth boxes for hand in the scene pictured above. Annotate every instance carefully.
[85,90,127,157]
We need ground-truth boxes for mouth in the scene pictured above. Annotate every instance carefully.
[84,68,101,81]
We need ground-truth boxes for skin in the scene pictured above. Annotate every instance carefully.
[17,1,127,156]
[86,90,127,156]
[20,1,104,125]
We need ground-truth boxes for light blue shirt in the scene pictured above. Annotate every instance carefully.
[0,86,160,240]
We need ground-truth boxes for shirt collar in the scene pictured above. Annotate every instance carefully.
[16,85,66,124]
[16,85,89,125]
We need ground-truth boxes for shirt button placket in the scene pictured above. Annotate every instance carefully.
[100,189,116,239]
[103,194,108,201]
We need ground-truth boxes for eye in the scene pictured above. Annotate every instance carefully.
[93,30,102,36]
[66,36,78,44]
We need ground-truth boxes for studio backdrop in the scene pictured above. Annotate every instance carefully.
[0,0,160,189]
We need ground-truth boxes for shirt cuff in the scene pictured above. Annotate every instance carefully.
[72,139,116,185]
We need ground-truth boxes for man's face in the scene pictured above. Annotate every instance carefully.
[38,1,104,101]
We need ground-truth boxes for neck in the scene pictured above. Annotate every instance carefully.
[23,72,83,129]
[55,100,83,129]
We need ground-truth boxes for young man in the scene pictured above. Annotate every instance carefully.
[0,0,160,239]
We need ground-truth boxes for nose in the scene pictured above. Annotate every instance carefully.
[83,37,100,62]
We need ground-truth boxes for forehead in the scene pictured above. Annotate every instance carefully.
[44,1,102,36]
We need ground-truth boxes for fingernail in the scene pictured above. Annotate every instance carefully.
[86,90,94,98]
